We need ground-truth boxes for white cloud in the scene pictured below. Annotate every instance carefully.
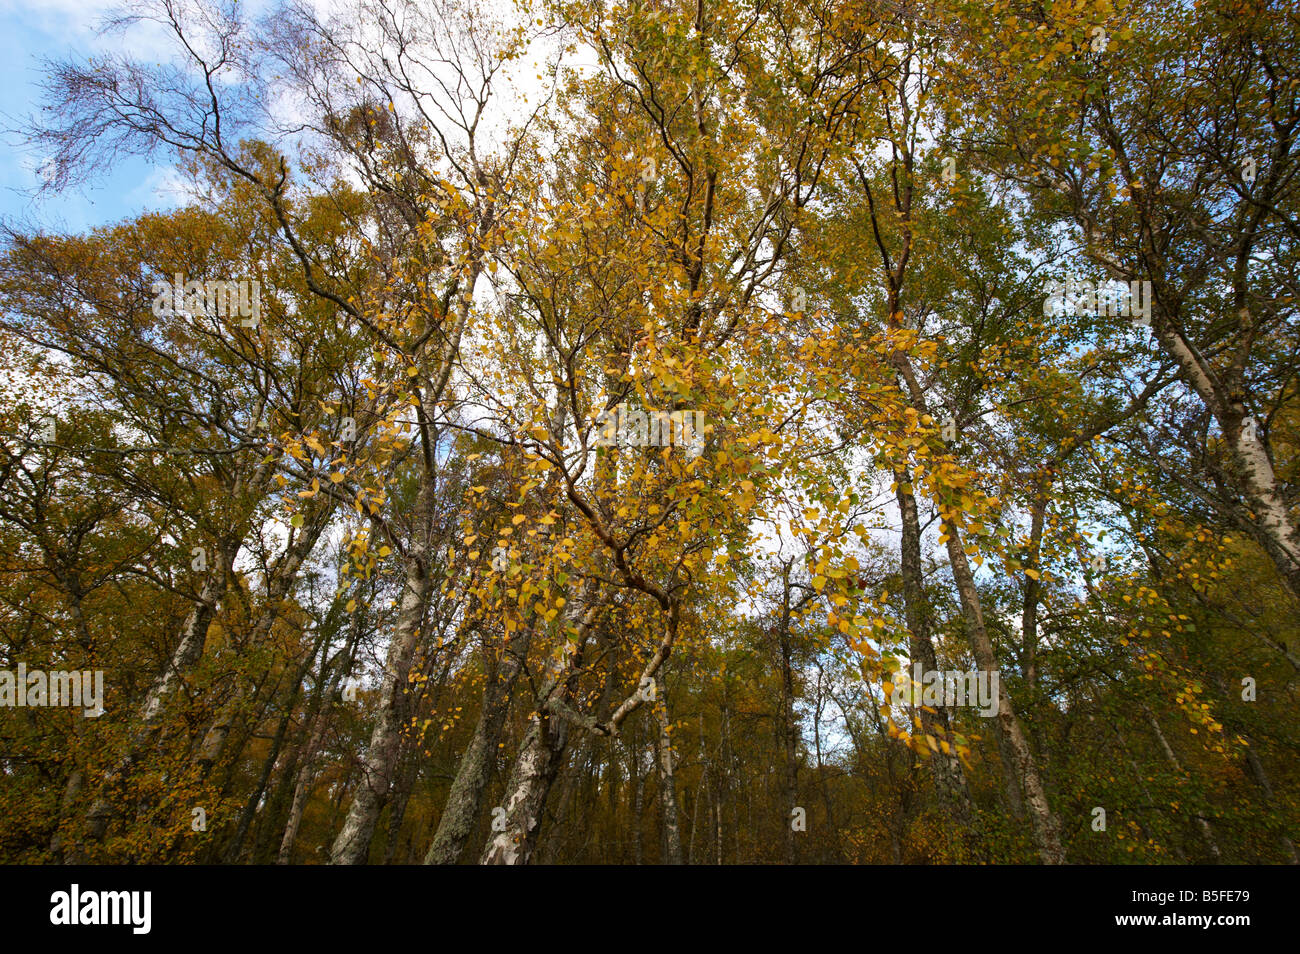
[124,164,188,210]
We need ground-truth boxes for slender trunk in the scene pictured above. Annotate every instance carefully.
[380,741,419,864]
[896,475,972,816]
[539,741,587,864]
[1104,715,1186,861]
[50,768,83,862]
[221,690,297,862]
[540,653,623,864]
[777,602,799,864]
[424,625,532,864]
[654,672,683,864]
[250,631,342,865]
[478,590,598,865]
[82,537,239,848]
[1241,739,1299,863]
[1021,487,1049,690]
[606,746,621,862]
[631,734,645,865]
[1145,706,1221,861]
[221,635,319,863]
[713,770,723,865]
[944,529,1064,863]
[276,697,331,864]
[197,513,328,775]
[478,713,569,864]
[1151,321,1300,600]
[688,733,706,865]
[329,476,438,864]
[812,670,839,862]
[277,621,359,864]
[892,349,1063,863]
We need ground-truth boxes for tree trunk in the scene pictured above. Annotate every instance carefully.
[1241,738,1299,864]
[197,511,329,776]
[654,672,683,864]
[896,475,973,817]
[1142,303,1300,600]
[424,625,532,864]
[329,475,438,864]
[477,588,598,864]
[777,595,800,864]
[1145,706,1221,861]
[1021,487,1049,691]
[276,699,331,864]
[478,712,569,864]
[82,535,241,849]
[892,349,1063,863]
[943,529,1065,864]
[220,631,321,863]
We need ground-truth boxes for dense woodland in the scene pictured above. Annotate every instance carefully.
[0,0,1296,864]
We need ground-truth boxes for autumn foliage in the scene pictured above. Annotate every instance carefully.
[0,0,1296,864]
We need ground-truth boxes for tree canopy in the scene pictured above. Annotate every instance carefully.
[0,0,1296,865]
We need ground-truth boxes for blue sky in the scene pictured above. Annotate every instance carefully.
[0,0,182,233]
